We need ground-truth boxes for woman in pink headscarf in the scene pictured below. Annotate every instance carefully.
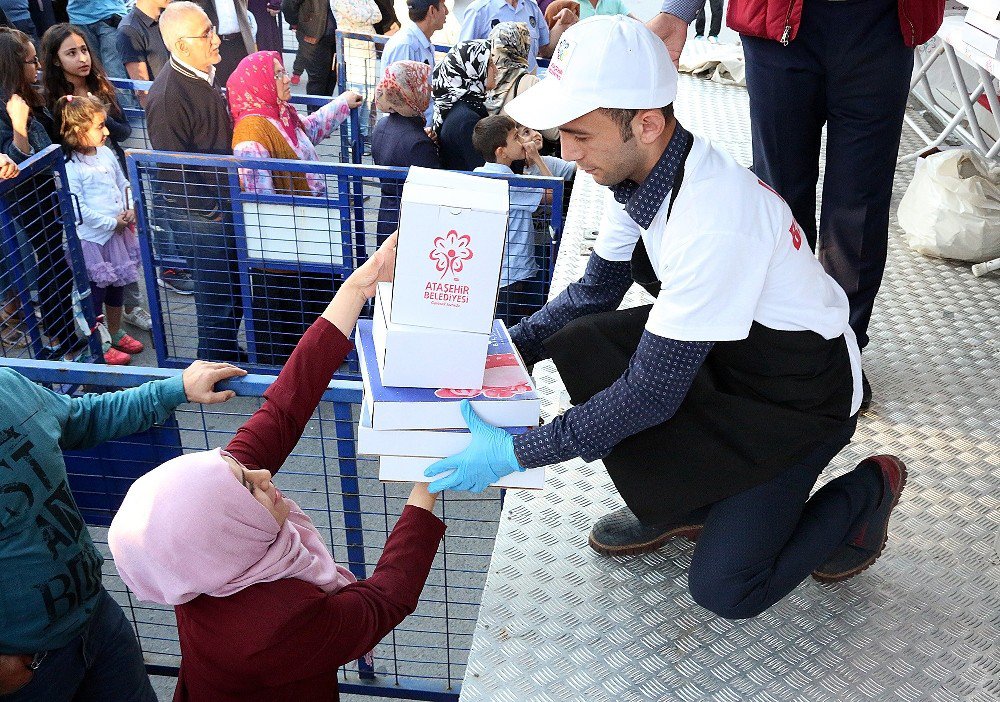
[108,234,446,702]
[226,50,365,366]
[227,50,363,196]
[371,60,440,245]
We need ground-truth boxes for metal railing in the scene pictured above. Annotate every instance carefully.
[0,146,102,363]
[126,149,565,373]
[3,357,505,701]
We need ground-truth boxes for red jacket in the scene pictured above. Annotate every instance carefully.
[726,0,945,48]
[173,319,447,702]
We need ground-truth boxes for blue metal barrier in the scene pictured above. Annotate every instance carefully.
[0,146,103,363]
[2,356,504,701]
[125,149,564,373]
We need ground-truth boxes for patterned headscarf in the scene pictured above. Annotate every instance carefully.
[375,60,432,117]
[227,50,305,146]
[431,39,492,132]
[487,22,531,109]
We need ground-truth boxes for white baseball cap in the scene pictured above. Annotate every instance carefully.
[504,15,678,132]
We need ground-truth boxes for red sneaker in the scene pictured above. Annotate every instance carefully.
[290,74,301,85]
[112,333,145,354]
[103,346,131,365]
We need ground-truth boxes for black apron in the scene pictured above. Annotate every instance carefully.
[543,140,856,525]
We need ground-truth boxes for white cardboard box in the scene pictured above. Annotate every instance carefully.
[358,395,531,457]
[391,167,509,335]
[378,455,545,490]
[962,20,1000,57]
[356,318,541,430]
[373,282,489,389]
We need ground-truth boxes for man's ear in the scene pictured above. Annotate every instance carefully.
[636,108,667,145]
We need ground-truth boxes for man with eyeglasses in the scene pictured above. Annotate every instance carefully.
[147,1,247,363]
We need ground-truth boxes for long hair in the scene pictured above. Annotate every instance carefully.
[52,93,107,160]
[0,28,44,108]
[40,24,120,115]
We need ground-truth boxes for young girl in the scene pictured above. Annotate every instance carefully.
[55,94,145,365]
[41,23,155,334]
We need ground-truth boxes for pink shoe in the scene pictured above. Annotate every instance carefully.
[290,74,301,85]
[104,347,132,365]
[112,333,145,354]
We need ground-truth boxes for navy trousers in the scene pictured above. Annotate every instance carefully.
[742,0,914,350]
[685,417,883,619]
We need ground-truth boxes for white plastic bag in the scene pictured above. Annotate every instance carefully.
[898,149,1000,263]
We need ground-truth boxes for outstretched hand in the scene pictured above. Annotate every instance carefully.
[424,400,523,493]
[646,13,688,68]
[345,231,397,300]
[181,361,247,404]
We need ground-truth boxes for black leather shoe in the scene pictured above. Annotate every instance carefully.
[588,506,703,557]
[813,455,907,584]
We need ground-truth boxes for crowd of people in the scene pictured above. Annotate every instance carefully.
[0,0,948,700]
[0,0,589,360]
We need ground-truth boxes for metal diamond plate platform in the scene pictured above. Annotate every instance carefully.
[460,75,1000,702]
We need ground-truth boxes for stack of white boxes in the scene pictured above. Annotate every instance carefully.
[962,1,1000,62]
[357,167,545,490]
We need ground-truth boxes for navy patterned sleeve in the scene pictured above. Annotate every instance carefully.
[509,252,633,365]
[658,0,701,23]
[512,331,713,467]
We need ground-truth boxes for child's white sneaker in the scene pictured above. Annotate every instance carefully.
[123,306,153,331]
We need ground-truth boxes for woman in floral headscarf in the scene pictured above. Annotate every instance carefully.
[227,50,363,196]
[432,39,497,171]
[372,60,440,244]
[487,21,560,143]
[227,51,363,366]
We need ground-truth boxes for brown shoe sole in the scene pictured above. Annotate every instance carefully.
[812,457,908,584]
[588,524,703,557]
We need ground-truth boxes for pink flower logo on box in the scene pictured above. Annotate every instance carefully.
[433,353,532,399]
[429,230,474,279]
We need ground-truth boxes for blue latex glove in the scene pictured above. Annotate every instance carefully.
[424,400,523,493]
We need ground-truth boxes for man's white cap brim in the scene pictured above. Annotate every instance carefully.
[504,80,600,132]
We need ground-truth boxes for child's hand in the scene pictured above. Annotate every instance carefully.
[115,212,131,231]
[521,137,542,165]
[424,127,439,145]
[342,91,364,109]
[123,209,136,225]
[181,360,247,403]
[5,94,30,134]
[0,155,18,180]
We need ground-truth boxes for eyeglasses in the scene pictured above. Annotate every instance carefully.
[274,69,289,80]
[24,57,40,66]
[180,25,217,41]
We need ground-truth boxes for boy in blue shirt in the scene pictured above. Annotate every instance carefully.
[0,360,245,699]
[473,114,552,328]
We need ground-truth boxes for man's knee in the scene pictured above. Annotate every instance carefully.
[687,568,768,621]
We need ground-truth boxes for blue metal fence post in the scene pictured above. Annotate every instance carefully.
[332,400,376,680]
[127,154,172,367]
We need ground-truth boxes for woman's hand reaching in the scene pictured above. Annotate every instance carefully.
[321,233,398,335]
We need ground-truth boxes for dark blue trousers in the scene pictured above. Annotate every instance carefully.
[2,588,155,702]
[685,418,884,619]
[742,0,914,350]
